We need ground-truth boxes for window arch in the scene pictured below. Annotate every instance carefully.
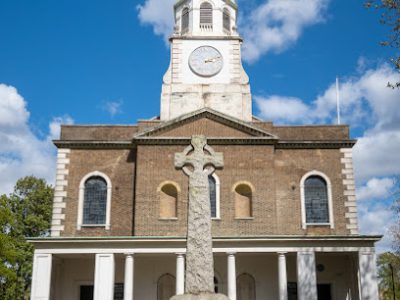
[237,273,256,300]
[209,173,220,219]
[223,8,231,32]
[300,171,334,229]
[157,274,175,300]
[200,2,213,29]
[158,182,179,219]
[77,171,112,230]
[233,182,253,218]
[181,7,189,34]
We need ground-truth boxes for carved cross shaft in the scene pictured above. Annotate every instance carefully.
[174,135,223,295]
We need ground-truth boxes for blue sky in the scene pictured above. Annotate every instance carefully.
[0,0,399,251]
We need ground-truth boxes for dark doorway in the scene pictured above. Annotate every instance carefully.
[80,285,93,300]
[79,284,124,300]
[317,284,332,300]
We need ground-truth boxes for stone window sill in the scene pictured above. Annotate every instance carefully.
[212,218,221,221]
[79,224,108,229]
[159,217,178,221]
[235,217,254,220]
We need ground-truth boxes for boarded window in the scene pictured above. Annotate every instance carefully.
[304,176,329,223]
[237,273,256,300]
[160,184,178,218]
[157,274,175,300]
[235,184,252,218]
[83,176,107,224]
[209,175,217,218]
[223,8,231,32]
[200,2,213,25]
[181,7,189,33]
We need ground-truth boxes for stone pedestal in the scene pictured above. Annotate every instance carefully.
[170,293,229,300]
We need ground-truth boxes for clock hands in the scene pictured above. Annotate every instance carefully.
[204,56,221,63]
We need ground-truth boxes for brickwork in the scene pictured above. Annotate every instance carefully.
[62,149,135,236]
[158,118,253,138]
[55,114,356,238]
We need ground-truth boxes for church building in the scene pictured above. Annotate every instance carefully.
[30,0,381,299]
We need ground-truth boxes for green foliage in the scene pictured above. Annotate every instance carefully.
[0,176,53,300]
[365,0,400,88]
[377,252,400,299]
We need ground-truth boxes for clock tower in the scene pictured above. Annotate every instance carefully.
[160,0,252,121]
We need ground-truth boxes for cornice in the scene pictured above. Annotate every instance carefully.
[53,138,356,149]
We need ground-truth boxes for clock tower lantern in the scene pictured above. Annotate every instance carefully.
[160,0,252,121]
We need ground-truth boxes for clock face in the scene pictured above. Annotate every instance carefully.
[189,46,223,77]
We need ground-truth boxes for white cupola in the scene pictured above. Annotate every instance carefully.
[172,0,239,37]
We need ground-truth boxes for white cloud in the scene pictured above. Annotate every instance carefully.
[353,131,400,181]
[240,0,329,62]
[137,0,175,42]
[101,100,123,117]
[255,95,311,123]
[0,84,73,195]
[136,0,329,62]
[358,201,394,252]
[256,64,399,129]
[356,177,394,201]
[48,116,74,141]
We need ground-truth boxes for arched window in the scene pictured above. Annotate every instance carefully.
[181,7,189,34]
[223,8,231,32]
[77,171,112,230]
[157,274,175,300]
[83,176,107,224]
[159,183,178,219]
[209,173,220,219]
[234,183,253,218]
[300,171,334,229]
[237,273,256,300]
[200,2,213,29]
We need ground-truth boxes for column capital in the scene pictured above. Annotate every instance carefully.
[227,252,236,256]
[278,252,287,255]
[176,252,186,256]
[124,253,135,257]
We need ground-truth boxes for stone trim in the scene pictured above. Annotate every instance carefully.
[53,138,356,148]
[340,148,359,234]
[133,108,278,138]
[77,171,113,230]
[51,149,70,237]
[300,170,334,230]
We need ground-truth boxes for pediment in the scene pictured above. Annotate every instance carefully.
[134,108,278,139]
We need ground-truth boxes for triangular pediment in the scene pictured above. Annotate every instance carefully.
[134,108,278,139]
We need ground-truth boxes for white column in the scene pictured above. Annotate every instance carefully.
[94,253,115,300]
[124,253,134,300]
[358,251,379,300]
[278,252,288,300]
[176,253,185,295]
[30,253,52,300]
[297,251,317,300]
[227,252,237,300]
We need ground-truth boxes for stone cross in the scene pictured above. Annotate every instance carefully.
[174,135,224,295]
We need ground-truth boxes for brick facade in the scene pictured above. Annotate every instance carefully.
[53,111,358,238]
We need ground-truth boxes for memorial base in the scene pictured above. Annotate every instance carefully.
[170,293,229,300]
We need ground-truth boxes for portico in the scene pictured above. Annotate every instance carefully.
[30,236,380,300]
